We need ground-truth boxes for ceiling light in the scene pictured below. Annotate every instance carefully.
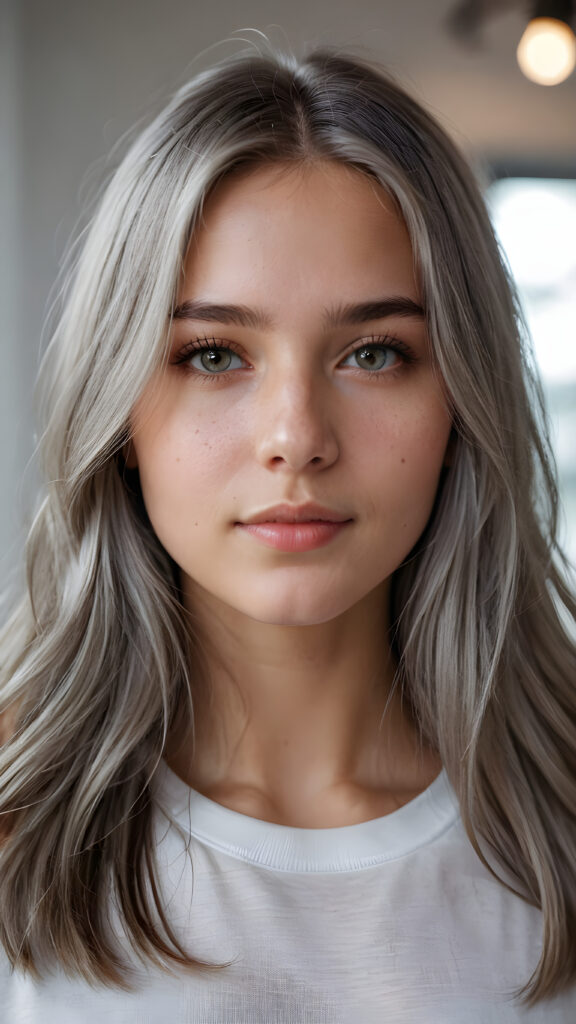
[517,2,576,85]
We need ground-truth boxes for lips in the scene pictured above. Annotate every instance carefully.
[239,502,352,525]
[236,503,354,553]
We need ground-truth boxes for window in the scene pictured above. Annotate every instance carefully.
[487,177,576,574]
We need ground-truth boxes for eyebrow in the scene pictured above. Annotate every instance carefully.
[170,297,425,330]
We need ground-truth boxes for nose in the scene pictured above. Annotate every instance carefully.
[253,366,340,473]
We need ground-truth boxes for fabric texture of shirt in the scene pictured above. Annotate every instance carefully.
[2,760,575,1022]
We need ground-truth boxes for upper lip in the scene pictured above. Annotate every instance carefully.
[239,502,353,524]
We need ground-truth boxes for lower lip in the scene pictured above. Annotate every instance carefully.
[236,520,352,552]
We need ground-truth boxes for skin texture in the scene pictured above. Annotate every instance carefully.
[128,160,453,827]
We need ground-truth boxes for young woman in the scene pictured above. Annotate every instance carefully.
[1,38,575,1023]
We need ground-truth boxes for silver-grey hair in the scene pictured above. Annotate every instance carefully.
[1,37,575,1006]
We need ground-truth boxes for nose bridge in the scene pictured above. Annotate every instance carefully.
[271,354,318,411]
[254,350,338,470]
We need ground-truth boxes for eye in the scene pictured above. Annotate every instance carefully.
[189,346,240,374]
[340,337,414,373]
[173,338,245,375]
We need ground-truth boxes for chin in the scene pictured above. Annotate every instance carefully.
[232,593,358,628]
[182,570,386,629]
[251,611,340,628]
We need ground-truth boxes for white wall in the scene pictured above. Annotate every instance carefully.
[0,0,30,586]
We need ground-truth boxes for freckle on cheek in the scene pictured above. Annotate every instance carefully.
[401,458,406,464]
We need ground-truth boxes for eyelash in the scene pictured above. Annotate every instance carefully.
[171,334,418,383]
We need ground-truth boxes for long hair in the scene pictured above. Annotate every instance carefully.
[1,37,575,1005]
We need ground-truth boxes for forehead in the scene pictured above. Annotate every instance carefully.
[180,160,419,310]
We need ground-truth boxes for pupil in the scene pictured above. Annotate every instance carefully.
[202,349,230,371]
[358,347,383,369]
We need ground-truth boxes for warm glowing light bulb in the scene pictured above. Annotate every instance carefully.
[517,17,576,85]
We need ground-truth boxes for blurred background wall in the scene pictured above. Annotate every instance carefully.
[2,0,575,585]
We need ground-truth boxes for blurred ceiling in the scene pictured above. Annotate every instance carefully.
[21,0,576,168]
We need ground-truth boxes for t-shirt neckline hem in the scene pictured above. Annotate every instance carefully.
[153,760,460,873]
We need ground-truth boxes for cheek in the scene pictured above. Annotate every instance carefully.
[362,402,451,516]
[358,384,451,453]
[132,406,241,533]
[398,415,451,473]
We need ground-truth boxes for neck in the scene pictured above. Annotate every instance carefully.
[166,579,441,827]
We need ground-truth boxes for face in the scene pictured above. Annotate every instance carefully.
[128,161,452,627]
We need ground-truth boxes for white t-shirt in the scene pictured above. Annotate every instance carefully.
[2,761,575,1022]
